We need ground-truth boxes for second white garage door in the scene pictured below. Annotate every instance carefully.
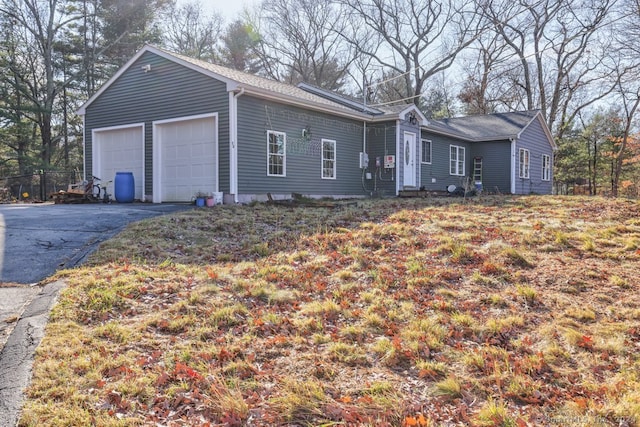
[154,114,217,202]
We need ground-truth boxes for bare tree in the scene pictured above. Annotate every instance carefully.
[458,32,515,114]
[256,0,354,91]
[607,0,640,196]
[341,0,485,107]
[161,1,223,61]
[480,0,618,138]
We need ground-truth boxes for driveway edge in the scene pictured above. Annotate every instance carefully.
[0,280,66,427]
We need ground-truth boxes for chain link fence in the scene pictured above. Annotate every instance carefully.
[0,170,80,203]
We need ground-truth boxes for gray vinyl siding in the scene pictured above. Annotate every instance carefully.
[236,96,366,196]
[84,51,230,196]
[514,118,554,195]
[469,141,511,194]
[420,131,472,192]
[366,122,398,196]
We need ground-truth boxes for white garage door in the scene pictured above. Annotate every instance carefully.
[156,116,216,202]
[93,125,144,200]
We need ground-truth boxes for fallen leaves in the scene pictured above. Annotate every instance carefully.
[20,196,640,427]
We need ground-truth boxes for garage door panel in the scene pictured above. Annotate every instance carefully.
[95,126,144,201]
[158,117,216,202]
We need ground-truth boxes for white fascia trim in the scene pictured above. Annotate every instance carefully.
[238,87,370,122]
[145,46,240,90]
[516,112,556,150]
[152,113,219,203]
[77,48,151,115]
[77,45,241,115]
[92,122,145,198]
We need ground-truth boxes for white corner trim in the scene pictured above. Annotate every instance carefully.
[230,89,244,203]
[510,138,517,194]
[82,115,86,179]
[395,120,401,194]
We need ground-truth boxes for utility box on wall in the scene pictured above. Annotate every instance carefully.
[359,152,369,169]
[384,155,396,169]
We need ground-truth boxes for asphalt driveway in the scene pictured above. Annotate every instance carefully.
[0,202,193,284]
[0,202,193,426]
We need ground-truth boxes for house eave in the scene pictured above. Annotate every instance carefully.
[369,105,429,125]
[517,111,557,150]
[233,86,373,121]
[422,126,517,143]
[76,46,154,115]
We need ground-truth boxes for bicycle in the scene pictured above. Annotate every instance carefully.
[91,176,112,203]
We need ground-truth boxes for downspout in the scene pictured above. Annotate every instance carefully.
[396,120,401,195]
[363,122,367,155]
[229,88,245,204]
[510,137,516,194]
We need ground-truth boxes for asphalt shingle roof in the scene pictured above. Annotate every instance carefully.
[162,49,361,115]
[427,110,540,141]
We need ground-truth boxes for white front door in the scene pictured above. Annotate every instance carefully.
[403,131,416,188]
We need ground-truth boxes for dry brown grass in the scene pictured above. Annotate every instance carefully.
[20,196,640,426]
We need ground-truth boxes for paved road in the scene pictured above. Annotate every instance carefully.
[0,202,193,284]
[0,202,193,427]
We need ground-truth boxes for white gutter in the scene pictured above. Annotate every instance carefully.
[363,122,367,154]
[229,88,245,203]
[237,87,370,122]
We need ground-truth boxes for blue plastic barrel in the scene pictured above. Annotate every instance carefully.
[114,172,135,203]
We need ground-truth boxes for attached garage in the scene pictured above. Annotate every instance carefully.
[92,124,144,200]
[152,114,218,203]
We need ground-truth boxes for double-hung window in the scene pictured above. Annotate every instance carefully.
[267,131,286,176]
[542,154,551,181]
[519,148,530,179]
[421,139,432,164]
[321,139,336,179]
[449,145,465,176]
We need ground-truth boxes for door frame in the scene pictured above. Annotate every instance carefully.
[403,131,417,188]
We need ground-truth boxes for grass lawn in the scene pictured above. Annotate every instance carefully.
[19,196,640,426]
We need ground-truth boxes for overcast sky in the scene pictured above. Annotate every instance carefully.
[197,0,256,22]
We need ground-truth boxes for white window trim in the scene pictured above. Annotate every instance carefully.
[449,145,465,176]
[421,139,432,164]
[267,130,286,177]
[542,154,551,181]
[321,138,336,180]
[519,148,530,179]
